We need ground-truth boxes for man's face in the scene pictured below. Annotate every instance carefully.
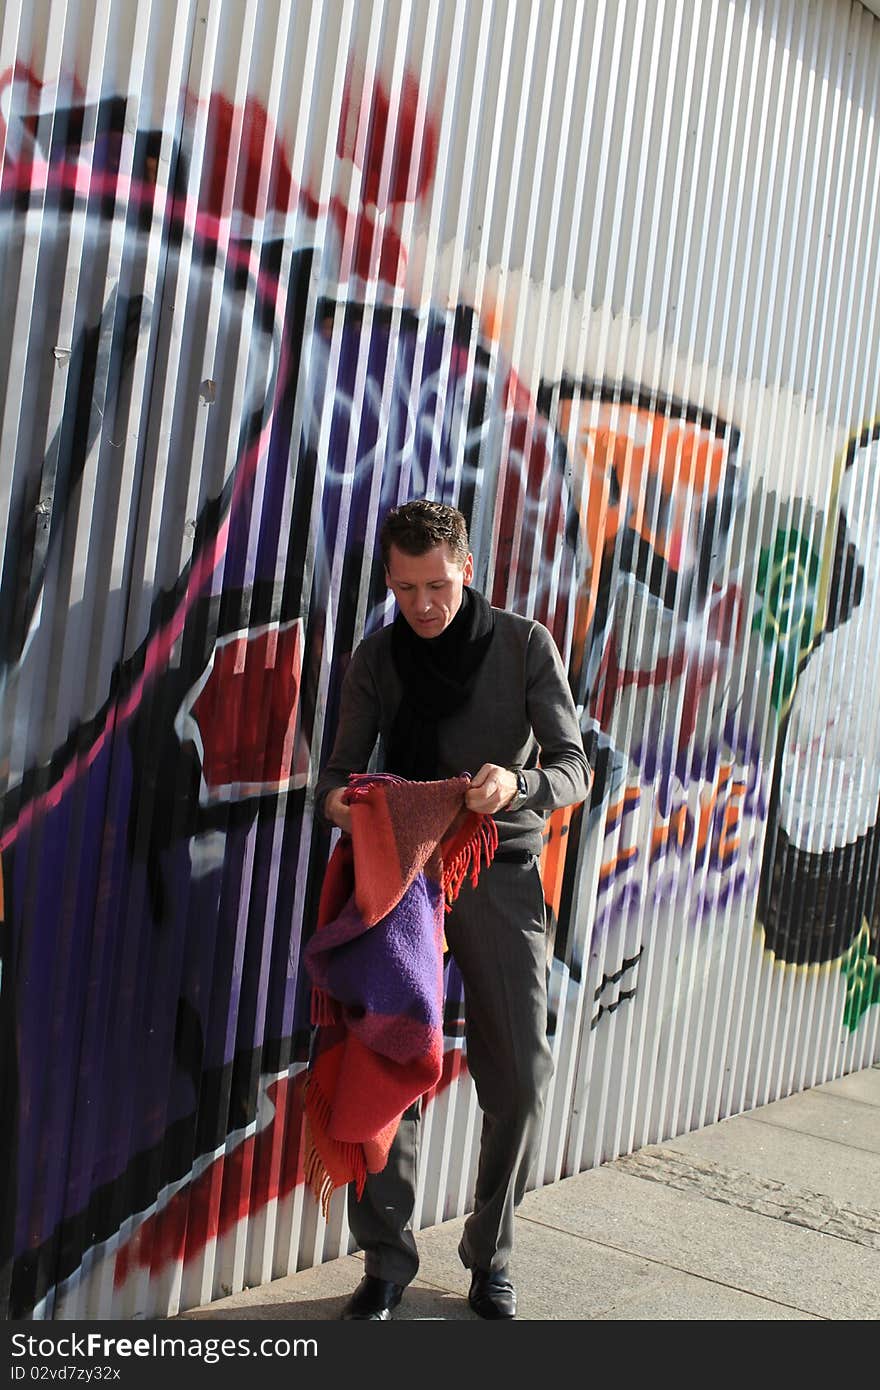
[385,542,474,638]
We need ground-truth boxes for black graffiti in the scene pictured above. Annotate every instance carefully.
[594,947,645,998]
[590,946,643,1029]
[590,989,638,1029]
[758,420,880,965]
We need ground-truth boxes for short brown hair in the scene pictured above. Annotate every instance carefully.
[380,499,470,569]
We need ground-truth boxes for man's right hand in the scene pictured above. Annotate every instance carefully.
[325,786,353,834]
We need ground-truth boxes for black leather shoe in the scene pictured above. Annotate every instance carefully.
[467,1267,517,1320]
[341,1274,405,1320]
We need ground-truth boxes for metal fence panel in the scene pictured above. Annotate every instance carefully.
[1,0,878,1319]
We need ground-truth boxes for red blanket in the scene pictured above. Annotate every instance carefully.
[302,773,497,1214]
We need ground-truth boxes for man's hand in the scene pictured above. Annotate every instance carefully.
[325,786,353,833]
[465,764,518,815]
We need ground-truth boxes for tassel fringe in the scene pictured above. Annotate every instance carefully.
[441,814,499,907]
[302,1076,368,1216]
[303,1143,336,1218]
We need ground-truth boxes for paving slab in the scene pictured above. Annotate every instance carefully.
[611,1145,880,1247]
[745,1089,880,1154]
[504,1215,816,1321]
[815,1068,880,1106]
[593,1271,820,1320]
[412,1212,663,1321]
[665,1114,880,1209]
[179,1252,365,1320]
[521,1165,879,1319]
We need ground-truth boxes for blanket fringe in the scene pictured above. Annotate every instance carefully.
[302,1076,368,1216]
[441,814,499,907]
[303,1144,336,1218]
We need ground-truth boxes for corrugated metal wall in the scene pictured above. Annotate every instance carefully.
[1,0,879,1320]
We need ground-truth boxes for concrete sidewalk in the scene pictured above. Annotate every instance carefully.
[182,1063,880,1321]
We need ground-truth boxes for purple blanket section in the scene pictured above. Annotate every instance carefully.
[304,871,444,1041]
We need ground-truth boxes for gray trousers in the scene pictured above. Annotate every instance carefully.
[348,856,554,1283]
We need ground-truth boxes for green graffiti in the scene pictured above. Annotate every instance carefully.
[752,528,821,711]
[840,922,880,1031]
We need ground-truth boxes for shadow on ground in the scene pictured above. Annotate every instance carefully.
[180,1281,475,1321]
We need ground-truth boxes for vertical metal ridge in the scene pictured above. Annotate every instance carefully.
[741,0,829,1113]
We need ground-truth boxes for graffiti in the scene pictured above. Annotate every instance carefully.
[0,62,404,1318]
[758,423,880,979]
[0,54,583,1318]
[840,925,880,1032]
[530,385,760,978]
[539,382,744,704]
[539,385,879,993]
[591,947,644,1029]
[174,619,308,805]
[589,756,765,941]
[1,28,879,1325]
[331,64,439,283]
[752,528,822,713]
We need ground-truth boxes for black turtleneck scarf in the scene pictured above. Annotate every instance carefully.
[386,586,495,780]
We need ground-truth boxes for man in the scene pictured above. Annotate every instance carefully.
[315,499,590,1319]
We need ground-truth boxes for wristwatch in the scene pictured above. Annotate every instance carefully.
[506,769,529,812]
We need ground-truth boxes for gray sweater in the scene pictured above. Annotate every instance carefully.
[314,607,591,854]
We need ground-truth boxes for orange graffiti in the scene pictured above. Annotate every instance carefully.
[599,843,639,885]
[648,763,748,870]
[696,763,733,856]
[650,804,690,860]
[718,782,747,861]
[555,396,731,672]
[591,762,751,883]
[539,804,575,920]
[607,787,641,823]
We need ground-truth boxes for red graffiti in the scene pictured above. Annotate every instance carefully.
[330,68,439,283]
[337,68,437,207]
[112,1070,308,1287]
[180,620,307,801]
[0,63,82,183]
[591,581,743,747]
[197,92,295,218]
[112,1046,466,1286]
[1,61,439,287]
